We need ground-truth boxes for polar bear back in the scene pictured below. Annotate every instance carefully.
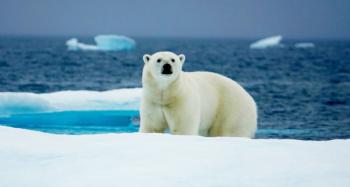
[186,71,257,137]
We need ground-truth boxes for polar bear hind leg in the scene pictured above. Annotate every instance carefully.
[209,108,257,137]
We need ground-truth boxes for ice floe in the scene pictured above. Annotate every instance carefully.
[295,42,315,48]
[0,126,349,187]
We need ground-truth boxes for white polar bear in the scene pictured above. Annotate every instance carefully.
[140,51,257,137]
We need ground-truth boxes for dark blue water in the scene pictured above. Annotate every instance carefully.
[0,36,350,140]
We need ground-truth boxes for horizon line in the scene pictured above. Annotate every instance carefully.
[0,33,350,41]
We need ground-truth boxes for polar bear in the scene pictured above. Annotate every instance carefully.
[140,51,257,137]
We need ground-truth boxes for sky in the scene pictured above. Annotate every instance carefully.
[0,0,349,39]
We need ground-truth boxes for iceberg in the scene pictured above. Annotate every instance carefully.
[0,126,349,187]
[66,35,136,51]
[95,35,136,51]
[295,42,315,48]
[250,35,283,49]
[0,88,142,116]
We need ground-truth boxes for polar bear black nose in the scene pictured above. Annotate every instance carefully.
[162,63,172,75]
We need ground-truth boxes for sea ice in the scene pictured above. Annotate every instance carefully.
[0,88,142,115]
[0,126,349,187]
[295,42,315,48]
[66,35,136,51]
[65,38,98,51]
[250,35,283,49]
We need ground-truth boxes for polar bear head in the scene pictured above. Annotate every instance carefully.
[143,51,185,83]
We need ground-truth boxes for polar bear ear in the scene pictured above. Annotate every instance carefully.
[178,54,185,64]
[143,54,151,64]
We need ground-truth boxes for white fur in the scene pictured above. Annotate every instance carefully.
[140,51,257,137]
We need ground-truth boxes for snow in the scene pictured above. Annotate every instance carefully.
[295,42,315,48]
[0,126,349,187]
[0,88,142,116]
[250,35,283,49]
[66,35,136,51]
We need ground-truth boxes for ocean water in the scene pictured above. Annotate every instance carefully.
[0,36,349,140]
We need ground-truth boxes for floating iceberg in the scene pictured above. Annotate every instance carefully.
[95,35,136,51]
[0,88,142,116]
[0,126,349,187]
[295,42,315,48]
[66,35,136,51]
[250,35,283,49]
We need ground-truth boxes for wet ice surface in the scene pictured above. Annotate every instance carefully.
[0,36,349,140]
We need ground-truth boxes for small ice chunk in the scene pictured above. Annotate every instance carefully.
[250,35,283,49]
[95,35,136,51]
[66,38,79,50]
[295,42,315,48]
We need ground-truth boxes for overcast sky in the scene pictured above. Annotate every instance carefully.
[0,0,349,39]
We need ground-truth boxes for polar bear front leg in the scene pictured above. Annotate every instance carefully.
[163,104,200,135]
[139,118,166,133]
[140,103,167,133]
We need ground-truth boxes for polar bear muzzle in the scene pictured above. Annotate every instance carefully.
[161,63,172,75]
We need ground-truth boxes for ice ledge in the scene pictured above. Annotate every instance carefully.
[0,88,142,116]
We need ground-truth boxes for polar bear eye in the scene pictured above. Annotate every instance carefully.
[157,58,162,63]
[171,58,175,63]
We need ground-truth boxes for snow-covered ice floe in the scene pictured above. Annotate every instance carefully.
[250,35,283,49]
[0,126,349,187]
[295,42,315,48]
[66,35,136,51]
[0,88,142,116]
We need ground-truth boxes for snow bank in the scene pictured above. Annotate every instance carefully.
[0,88,142,116]
[250,35,283,49]
[295,42,315,48]
[66,35,136,51]
[0,126,349,187]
